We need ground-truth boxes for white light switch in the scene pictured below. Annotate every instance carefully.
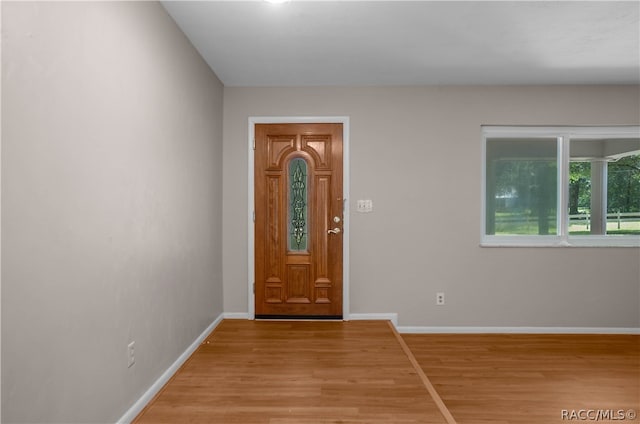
[356,199,373,213]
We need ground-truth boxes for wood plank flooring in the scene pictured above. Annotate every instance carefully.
[402,333,640,424]
[134,321,639,424]
[134,320,447,424]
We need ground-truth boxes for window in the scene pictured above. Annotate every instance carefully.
[482,126,640,247]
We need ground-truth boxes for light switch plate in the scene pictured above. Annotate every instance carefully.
[356,199,373,213]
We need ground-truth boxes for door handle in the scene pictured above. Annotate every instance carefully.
[327,227,341,234]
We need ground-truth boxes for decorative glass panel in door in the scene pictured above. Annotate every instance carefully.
[288,158,308,251]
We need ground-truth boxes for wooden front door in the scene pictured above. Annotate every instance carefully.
[255,123,343,318]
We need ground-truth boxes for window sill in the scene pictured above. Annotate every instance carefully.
[481,235,640,248]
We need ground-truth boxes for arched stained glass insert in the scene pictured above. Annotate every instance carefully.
[288,158,308,251]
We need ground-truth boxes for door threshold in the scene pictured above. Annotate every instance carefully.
[255,315,343,321]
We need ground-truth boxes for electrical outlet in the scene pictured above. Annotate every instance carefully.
[436,292,445,305]
[127,341,135,368]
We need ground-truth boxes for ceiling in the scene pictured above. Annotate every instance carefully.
[161,1,640,86]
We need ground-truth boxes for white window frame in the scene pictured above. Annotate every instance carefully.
[481,126,640,247]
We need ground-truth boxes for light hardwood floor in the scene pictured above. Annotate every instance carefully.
[134,321,639,424]
[403,333,640,424]
[134,320,447,423]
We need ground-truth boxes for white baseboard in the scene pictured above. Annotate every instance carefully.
[222,312,399,326]
[348,313,398,327]
[222,312,250,319]
[397,326,640,335]
[116,313,224,424]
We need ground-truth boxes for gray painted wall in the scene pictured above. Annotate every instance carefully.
[2,2,224,423]
[223,86,640,328]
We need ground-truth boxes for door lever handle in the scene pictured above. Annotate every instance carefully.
[327,227,341,234]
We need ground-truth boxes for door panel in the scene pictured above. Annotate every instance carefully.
[255,123,343,318]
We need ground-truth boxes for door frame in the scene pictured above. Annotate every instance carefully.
[248,116,350,320]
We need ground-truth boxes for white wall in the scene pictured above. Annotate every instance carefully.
[223,86,640,328]
[2,2,224,423]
